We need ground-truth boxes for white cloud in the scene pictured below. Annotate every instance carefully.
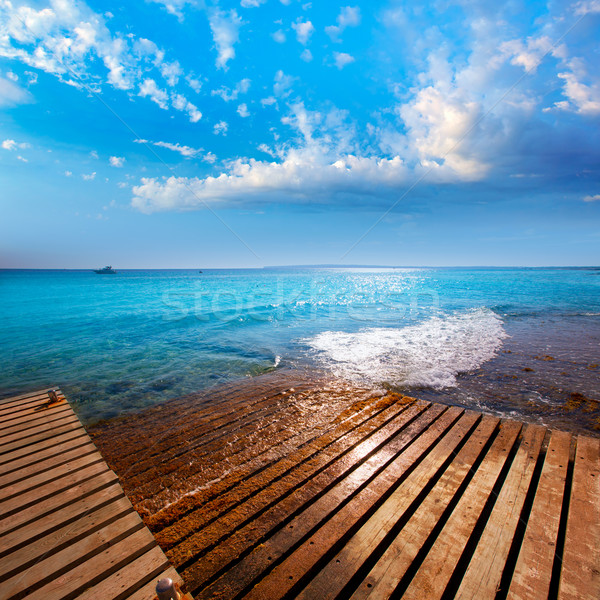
[274,69,295,97]
[237,103,250,117]
[204,151,217,163]
[109,155,125,167]
[325,6,361,42]
[172,93,202,122]
[0,0,203,120]
[241,0,267,7]
[213,120,228,135]
[574,0,600,15]
[292,20,314,45]
[2,139,30,151]
[333,52,355,69]
[583,194,600,202]
[209,9,242,70]
[500,37,553,73]
[138,78,169,109]
[82,172,96,180]
[7,71,18,81]
[272,29,286,44]
[90,150,99,159]
[135,138,202,158]
[65,170,72,176]
[211,78,251,102]
[0,76,33,107]
[148,0,198,21]
[186,76,202,93]
[556,60,600,115]
[261,96,277,107]
[16,155,28,162]
[300,49,313,62]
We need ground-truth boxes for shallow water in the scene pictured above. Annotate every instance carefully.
[1,267,598,430]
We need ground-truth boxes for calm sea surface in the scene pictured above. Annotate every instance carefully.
[1,268,599,431]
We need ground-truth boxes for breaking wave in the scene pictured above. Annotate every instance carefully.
[305,308,508,389]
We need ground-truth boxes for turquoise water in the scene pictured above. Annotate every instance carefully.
[1,268,599,428]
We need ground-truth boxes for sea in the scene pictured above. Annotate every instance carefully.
[1,267,599,432]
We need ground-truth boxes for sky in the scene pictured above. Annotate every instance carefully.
[0,0,599,268]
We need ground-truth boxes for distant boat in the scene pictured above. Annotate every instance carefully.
[93,266,117,274]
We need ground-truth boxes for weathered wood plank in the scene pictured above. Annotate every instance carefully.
[455,424,546,600]
[0,460,112,517]
[0,495,134,579]
[0,403,71,433]
[506,430,572,600]
[296,413,494,600]
[0,482,126,568]
[194,405,458,599]
[0,413,82,448]
[4,524,156,600]
[71,546,169,600]
[0,393,64,417]
[558,435,600,600]
[0,389,52,407]
[0,440,98,488]
[399,420,523,600]
[0,419,86,457]
[0,429,90,468]
[0,469,119,535]
[0,452,105,504]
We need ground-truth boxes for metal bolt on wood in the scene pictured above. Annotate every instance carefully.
[156,578,180,600]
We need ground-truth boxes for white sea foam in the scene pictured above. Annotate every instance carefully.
[306,308,508,389]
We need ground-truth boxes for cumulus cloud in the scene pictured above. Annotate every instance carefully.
[2,139,30,151]
[325,6,361,42]
[109,155,125,167]
[213,120,228,135]
[300,48,313,62]
[82,171,96,180]
[333,52,355,69]
[211,78,251,102]
[208,9,242,69]
[65,170,72,176]
[148,0,198,21]
[273,70,295,97]
[556,60,600,114]
[0,0,203,120]
[292,20,314,45]
[272,29,286,43]
[583,194,600,202]
[237,103,250,117]
[241,0,267,6]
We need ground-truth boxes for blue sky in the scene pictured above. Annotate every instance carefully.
[1,0,599,268]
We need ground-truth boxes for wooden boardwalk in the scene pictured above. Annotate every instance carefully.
[88,383,600,600]
[0,388,190,600]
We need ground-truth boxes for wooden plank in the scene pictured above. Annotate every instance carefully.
[294,413,494,600]
[0,429,90,467]
[455,424,546,600]
[0,469,119,534]
[250,411,484,600]
[0,440,98,488]
[0,402,71,432]
[0,412,82,448]
[1,452,104,500]
[71,546,170,600]
[0,389,53,407]
[558,435,600,600]
[193,405,459,599]
[397,420,523,600]
[0,460,112,517]
[0,419,86,457]
[0,495,134,578]
[506,430,572,600]
[0,482,125,566]
[2,515,153,600]
[0,393,64,416]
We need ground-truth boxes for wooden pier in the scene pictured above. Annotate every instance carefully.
[88,381,600,600]
[0,389,190,600]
